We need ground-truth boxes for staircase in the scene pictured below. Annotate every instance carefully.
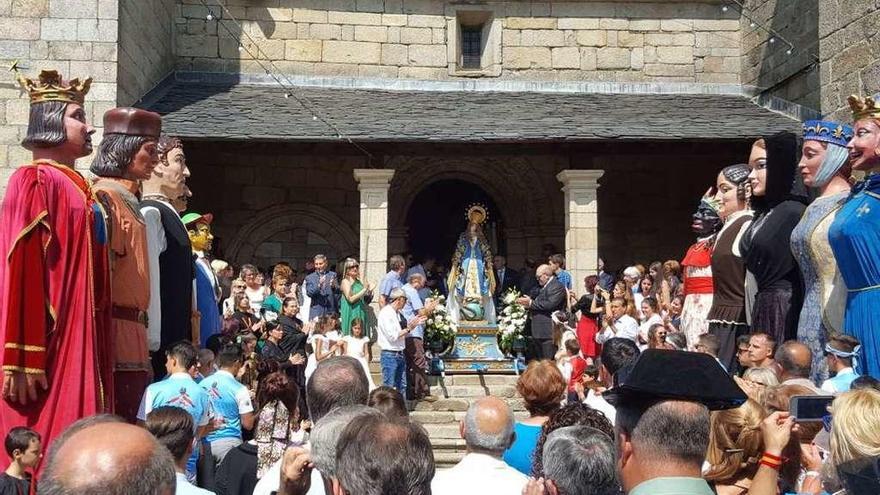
[368,359,525,468]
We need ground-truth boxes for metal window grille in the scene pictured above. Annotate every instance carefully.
[460,25,483,69]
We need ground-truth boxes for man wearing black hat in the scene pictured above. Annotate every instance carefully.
[605,349,746,495]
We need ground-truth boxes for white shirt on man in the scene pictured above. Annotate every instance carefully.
[432,452,528,495]
[595,314,639,344]
[377,304,406,351]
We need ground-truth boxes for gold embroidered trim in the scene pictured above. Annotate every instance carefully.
[2,365,45,374]
[6,210,48,263]
[3,343,46,351]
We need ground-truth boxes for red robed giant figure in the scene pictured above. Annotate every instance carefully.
[0,69,112,470]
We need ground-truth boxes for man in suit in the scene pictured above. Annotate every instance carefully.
[304,254,339,320]
[493,255,519,304]
[516,264,566,361]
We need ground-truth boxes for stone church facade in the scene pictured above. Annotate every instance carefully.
[0,0,876,285]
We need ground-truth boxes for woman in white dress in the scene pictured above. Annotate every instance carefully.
[304,316,342,384]
[342,318,376,390]
[241,264,270,314]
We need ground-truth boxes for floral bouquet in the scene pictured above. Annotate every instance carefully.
[424,290,457,354]
[498,288,527,355]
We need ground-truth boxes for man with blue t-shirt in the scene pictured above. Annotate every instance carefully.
[201,344,255,469]
[137,340,212,482]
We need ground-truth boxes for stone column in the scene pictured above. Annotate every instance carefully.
[556,170,604,292]
[353,169,395,287]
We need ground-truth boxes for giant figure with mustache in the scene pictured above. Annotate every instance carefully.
[142,136,196,380]
[0,69,112,469]
[91,108,163,421]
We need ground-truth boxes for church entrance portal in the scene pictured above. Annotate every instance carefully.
[405,179,505,266]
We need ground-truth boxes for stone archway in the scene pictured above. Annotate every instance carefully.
[387,155,559,265]
[225,204,358,268]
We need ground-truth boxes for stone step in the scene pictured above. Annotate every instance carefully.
[413,396,526,412]
[434,450,466,468]
[411,410,529,424]
[430,384,518,398]
[422,422,464,439]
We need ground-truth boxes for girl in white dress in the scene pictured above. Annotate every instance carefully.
[342,318,376,390]
[304,316,342,384]
[638,296,664,350]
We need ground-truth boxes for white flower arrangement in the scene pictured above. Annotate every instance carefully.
[425,290,457,351]
[498,288,527,354]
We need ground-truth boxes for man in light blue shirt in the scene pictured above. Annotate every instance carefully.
[200,344,255,469]
[821,335,862,394]
[402,273,437,401]
[137,340,212,482]
[379,254,406,307]
[549,253,573,291]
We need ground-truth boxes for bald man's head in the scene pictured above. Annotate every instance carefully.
[775,340,813,379]
[39,416,175,495]
[461,396,515,455]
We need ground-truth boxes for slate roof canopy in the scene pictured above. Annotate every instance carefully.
[143,76,801,143]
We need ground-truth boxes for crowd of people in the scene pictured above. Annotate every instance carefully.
[4,66,880,495]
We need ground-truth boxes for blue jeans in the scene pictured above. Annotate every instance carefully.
[380,350,407,393]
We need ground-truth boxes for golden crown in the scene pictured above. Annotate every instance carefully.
[848,94,880,122]
[16,68,92,105]
[466,204,488,224]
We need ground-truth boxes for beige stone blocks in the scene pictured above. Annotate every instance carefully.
[323,40,380,64]
[521,29,565,47]
[310,24,342,40]
[381,43,407,65]
[597,47,630,69]
[285,39,322,62]
[506,17,556,30]
[382,14,407,27]
[178,34,218,58]
[551,47,579,69]
[556,18,599,30]
[408,44,445,67]
[504,46,551,69]
[355,25,387,42]
[656,45,694,64]
[400,26,431,44]
[576,30,606,47]
[327,11,381,26]
[407,14,445,28]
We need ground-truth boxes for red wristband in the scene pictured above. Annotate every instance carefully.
[760,459,781,470]
[762,452,783,462]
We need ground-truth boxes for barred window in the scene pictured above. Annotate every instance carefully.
[460,25,483,69]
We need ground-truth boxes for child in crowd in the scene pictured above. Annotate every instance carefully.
[565,340,587,404]
[343,318,376,390]
[0,427,40,494]
[305,315,343,384]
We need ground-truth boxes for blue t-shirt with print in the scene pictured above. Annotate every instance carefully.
[201,369,254,442]
[138,372,212,477]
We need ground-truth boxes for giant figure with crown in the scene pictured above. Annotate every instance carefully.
[829,94,880,380]
[0,69,112,465]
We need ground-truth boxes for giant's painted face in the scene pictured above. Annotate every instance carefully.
[715,172,743,219]
[691,198,721,236]
[848,118,880,171]
[62,103,95,159]
[188,222,213,252]
[127,139,159,181]
[747,140,768,197]
[798,140,827,188]
[157,146,189,199]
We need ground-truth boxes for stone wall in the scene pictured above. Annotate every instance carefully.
[175,0,742,83]
[117,0,176,106]
[740,0,820,111]
[741,0,880,119]
[817,1,880,121]
[0,0,119,198]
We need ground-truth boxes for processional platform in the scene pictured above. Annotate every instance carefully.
[429,323,525,375]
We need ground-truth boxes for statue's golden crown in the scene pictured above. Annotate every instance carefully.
[17,69,91,105]
[466,204,488,224]
[848,94,880,122]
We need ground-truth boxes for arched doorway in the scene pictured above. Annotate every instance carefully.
[405,179,505,265]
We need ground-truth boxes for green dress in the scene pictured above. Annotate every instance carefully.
[340,279,368,337]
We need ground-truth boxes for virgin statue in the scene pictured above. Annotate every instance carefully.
[446,205,497,325]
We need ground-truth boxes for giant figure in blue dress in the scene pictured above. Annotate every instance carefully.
[790,120,853,382]
[446,205,497,325]
[828,94,880,379]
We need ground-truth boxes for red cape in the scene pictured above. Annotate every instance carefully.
[0,161,112,472]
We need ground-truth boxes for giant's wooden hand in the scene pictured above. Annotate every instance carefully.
[2,370,48,406]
